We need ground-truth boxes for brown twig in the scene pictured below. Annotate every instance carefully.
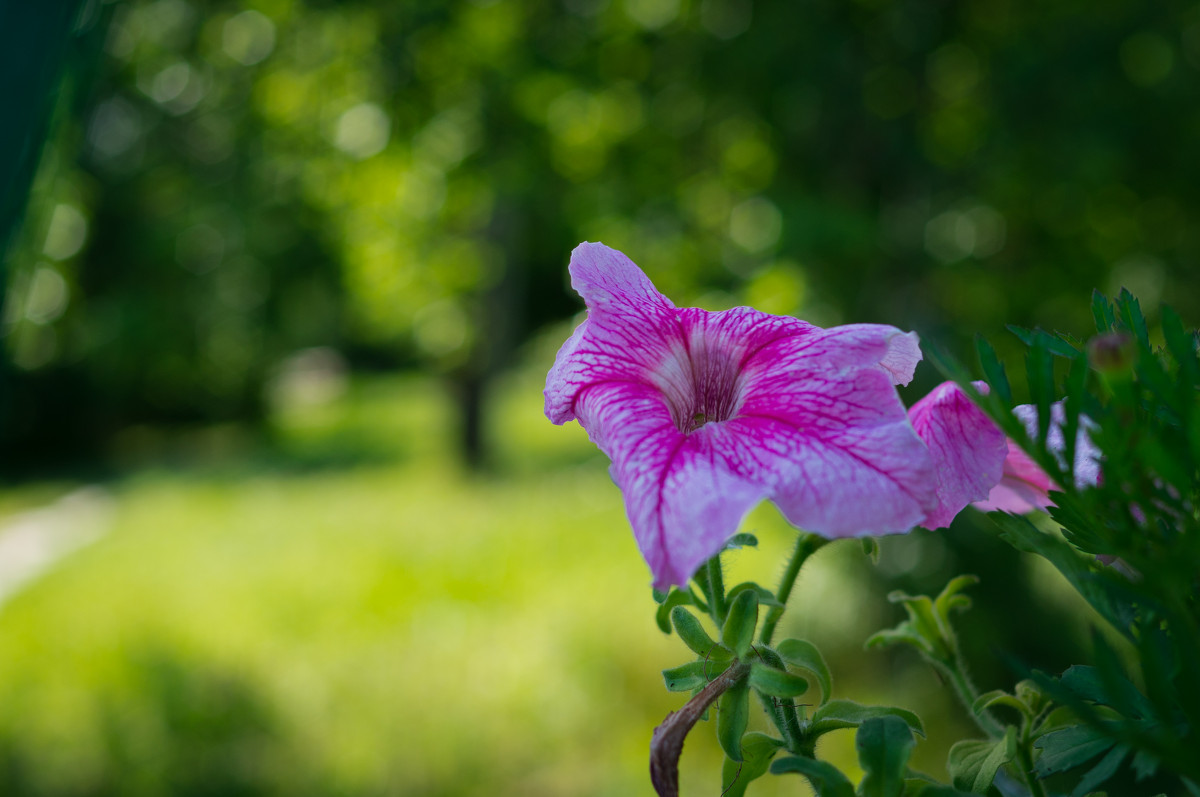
[650,661,750,797]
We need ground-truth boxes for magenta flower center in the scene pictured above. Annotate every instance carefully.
[653,337,746,433]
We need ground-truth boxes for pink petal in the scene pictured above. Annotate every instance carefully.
[575,381,767,590]
[544,243,680,424]
[715,367,936,537]
[908,381,1008,529]
[972,401,1100,513]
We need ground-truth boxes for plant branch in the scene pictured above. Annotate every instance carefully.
[650,661,751,797]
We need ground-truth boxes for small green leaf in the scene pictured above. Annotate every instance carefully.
[722,588,759,658]
[670,606,719,657]
[810,699,925,739]
[770,756,855,797]
[662,661,707,692]
[718,677,751,761]
[976,335,1013,405]
[725,532,759,550]
[971,689,1031,722]
[727,580,784,608]
[720,733,784,797]
[1091,289,1115,333]
[862,537,880,563]
[1007,325,1083,358]
[1071,743,1129,797]
[1034,725,1116,776]
[776,638,833,705]
[651,588,669,604]
[857,715,916,797]
[749,661,809,697]
[655,589,694,634]
[947,726,1017,794]
[933,575,979,622]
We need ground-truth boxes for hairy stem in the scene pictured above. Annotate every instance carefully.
[760,534,829,646]
[1015,738,1048,797]
[943,658,1004,738]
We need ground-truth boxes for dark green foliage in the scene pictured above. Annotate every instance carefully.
[947,727,1017,795]
[942,290,1200,792]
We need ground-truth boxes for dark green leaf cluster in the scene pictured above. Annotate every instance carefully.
[929,290,1200,794]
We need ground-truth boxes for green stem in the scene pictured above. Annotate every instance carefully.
[706,555,727,625]
[943,658,1003,739]
[760,534,829,646]
[1015,738,1048,797]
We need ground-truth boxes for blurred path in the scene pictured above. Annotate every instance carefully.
[0,487,113,606]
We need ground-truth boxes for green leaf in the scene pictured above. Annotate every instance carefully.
[1034,724,1116,776]
[933,575,979,622]
[976,335,1013,405]
[971,689,1031,722]
[722,588,759,658]
[862,537,880,563]
[651,588,669,604]
[1007,325,1083,358]
[1115,288,1149,349]
[655,589,694,634]
[749,661,809,697]
[1091,290,1116,333]
[810,699,925,739]
[857,716,916,797]
[725,532,759,550]
[947,726,1017,794]
[770,756,856,797]
[727,580,784,609]
[1071,743,1129,797]
[720,733,784,797]
[670,606,719,658]
[662,661,708,692]
[776,638,834,705]
[718,677,751,761]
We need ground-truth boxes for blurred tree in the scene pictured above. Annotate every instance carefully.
[3,0,1198,469]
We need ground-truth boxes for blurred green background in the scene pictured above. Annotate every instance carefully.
[0,0,1196,794]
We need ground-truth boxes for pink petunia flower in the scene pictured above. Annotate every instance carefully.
[544,242,937,589]
[973,402,1101,513]
[907,381,1008,529]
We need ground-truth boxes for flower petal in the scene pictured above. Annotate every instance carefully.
[544,242,680,425]
[575,381,766,589]
[740,323,923,388]
[908,381,1007,529]
[972,401,1100,513]
[714,366,936,536]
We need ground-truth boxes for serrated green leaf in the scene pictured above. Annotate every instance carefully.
[749,661,809,697]
[1091,290,1115,333]
[662,661,708,692]
[720,733,784,797]
[948,726,1017,794]
[1130,747,1159,780]
[1115,288,1149,349]
[810,699,925,739]
[1071,743,1129,797]
[723,588,759,658]
[655,589,694,634]
[1007,325,1083,358]
[776,638,833,705]
[976,335,1013,405]
[857,716,916,797]
[770,756,856,797]
[1034,724,1116,776]
[670,606,719,658]
[718,677,751,761]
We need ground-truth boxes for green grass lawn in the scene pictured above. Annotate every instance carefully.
[0,348,1099,796]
